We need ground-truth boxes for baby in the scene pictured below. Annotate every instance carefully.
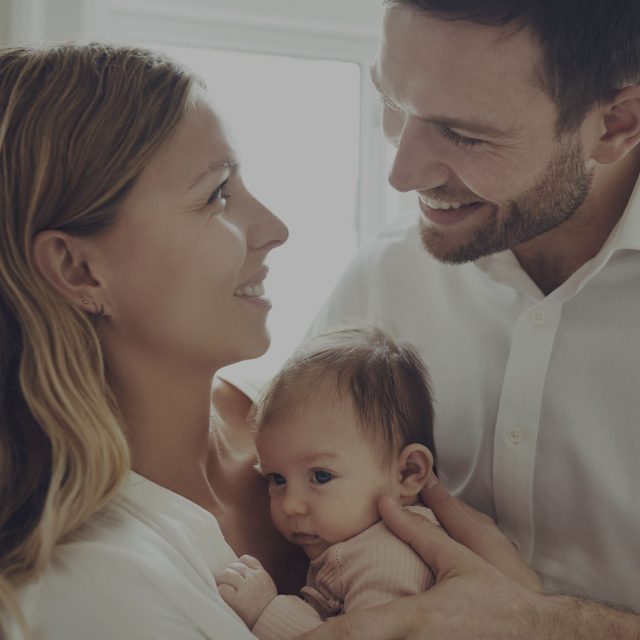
[216,326,439,639]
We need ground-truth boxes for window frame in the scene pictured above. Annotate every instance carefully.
[4,0,396,244]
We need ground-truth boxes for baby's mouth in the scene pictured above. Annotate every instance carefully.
[291,532,319,545]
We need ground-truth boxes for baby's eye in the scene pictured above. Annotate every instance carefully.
[267,473,286,486]
[311,470,334,484]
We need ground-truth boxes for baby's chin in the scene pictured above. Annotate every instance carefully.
[302,540,331,560]
[286,533,330,560]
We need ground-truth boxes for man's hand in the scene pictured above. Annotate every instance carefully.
[419,472,542,590]
[216,554,277,629]
[300,496,547,640]
[300,479,640,639]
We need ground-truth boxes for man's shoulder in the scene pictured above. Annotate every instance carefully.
[357,211,424,261]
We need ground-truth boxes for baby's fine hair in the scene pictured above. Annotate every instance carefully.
[253,326,436,469]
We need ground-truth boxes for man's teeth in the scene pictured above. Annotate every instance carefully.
[234,282,265,297]
[420,196,476,210]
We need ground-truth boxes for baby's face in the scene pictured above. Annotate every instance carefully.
[256,393,397,560]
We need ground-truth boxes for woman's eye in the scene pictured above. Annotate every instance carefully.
[267,473,286,486]
[311,470,334,484]
[207,179,230,205]
[379,94,401,113]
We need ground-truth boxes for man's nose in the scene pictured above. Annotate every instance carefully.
[388,116,452,193]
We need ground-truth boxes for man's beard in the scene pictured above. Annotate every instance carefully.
[420,135,595,264]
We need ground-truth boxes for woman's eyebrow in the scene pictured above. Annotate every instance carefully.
[188,158,240,190]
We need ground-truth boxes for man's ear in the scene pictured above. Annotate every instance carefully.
[32,230,106,315]
[591,85,640,164]
[394,444,434,504]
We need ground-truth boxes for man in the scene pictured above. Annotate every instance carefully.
[215,0,640,637]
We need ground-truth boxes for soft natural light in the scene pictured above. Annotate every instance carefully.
[151,45,361,380]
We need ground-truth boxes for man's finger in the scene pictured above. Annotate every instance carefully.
[419,475,543,591]
[420,473,495,544]
[300,594,420,640]
[378,495,473,578]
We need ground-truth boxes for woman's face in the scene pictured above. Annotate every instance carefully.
[94,94,288,372]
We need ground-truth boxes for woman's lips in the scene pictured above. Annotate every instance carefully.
[234,267,271,308]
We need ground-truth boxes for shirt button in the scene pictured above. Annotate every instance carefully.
[509,427,523,444]
[530,310,546,326]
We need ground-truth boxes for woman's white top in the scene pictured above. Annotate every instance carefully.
[10,472,255,639]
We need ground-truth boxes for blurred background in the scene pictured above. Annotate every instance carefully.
[0,0,414,378]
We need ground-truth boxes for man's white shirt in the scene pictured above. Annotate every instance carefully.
[293,181,640,610]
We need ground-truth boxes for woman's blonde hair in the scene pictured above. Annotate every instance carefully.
[0,43,200,635]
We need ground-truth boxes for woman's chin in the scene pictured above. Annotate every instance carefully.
[231,332,271,364]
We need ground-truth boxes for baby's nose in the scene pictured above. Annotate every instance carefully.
[282,489,308,516]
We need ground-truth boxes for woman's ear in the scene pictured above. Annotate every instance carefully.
[591,85,640,164]
[32,230,105,315]
[394,444,434,505]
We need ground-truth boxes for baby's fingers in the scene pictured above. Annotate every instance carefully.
[237,554,263,570]
[217,581,237,603]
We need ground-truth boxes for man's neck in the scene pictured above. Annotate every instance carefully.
[512,147,640,296]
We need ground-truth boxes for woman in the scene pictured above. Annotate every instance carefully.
[0,43,308,639]
[0,43,541,640]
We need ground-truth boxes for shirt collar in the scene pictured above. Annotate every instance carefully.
[475,175,640,298]
[610,174,640,252]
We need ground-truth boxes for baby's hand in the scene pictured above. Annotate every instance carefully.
[215,554,277,628]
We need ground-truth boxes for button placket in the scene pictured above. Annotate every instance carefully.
[529,309,546,326]
[492,303,561,560]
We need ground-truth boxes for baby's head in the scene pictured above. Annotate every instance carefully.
[253,326,436,559]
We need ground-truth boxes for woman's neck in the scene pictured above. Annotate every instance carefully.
[110,347,221,511]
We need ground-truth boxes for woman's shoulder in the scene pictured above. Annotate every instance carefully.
[14,502,194,638]
[12,476,252,640]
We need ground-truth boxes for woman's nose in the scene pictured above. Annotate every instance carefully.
[246,195,289,252]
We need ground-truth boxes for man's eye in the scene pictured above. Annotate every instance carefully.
[311,470,334,484]
[267,473,286,486]
[207,179,230,205]
[437,124,483,148]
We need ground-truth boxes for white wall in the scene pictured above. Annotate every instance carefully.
[0,1,9,42]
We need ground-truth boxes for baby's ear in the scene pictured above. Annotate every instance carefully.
[395,444,433,503]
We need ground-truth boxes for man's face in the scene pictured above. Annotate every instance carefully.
[373,5,595,263]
